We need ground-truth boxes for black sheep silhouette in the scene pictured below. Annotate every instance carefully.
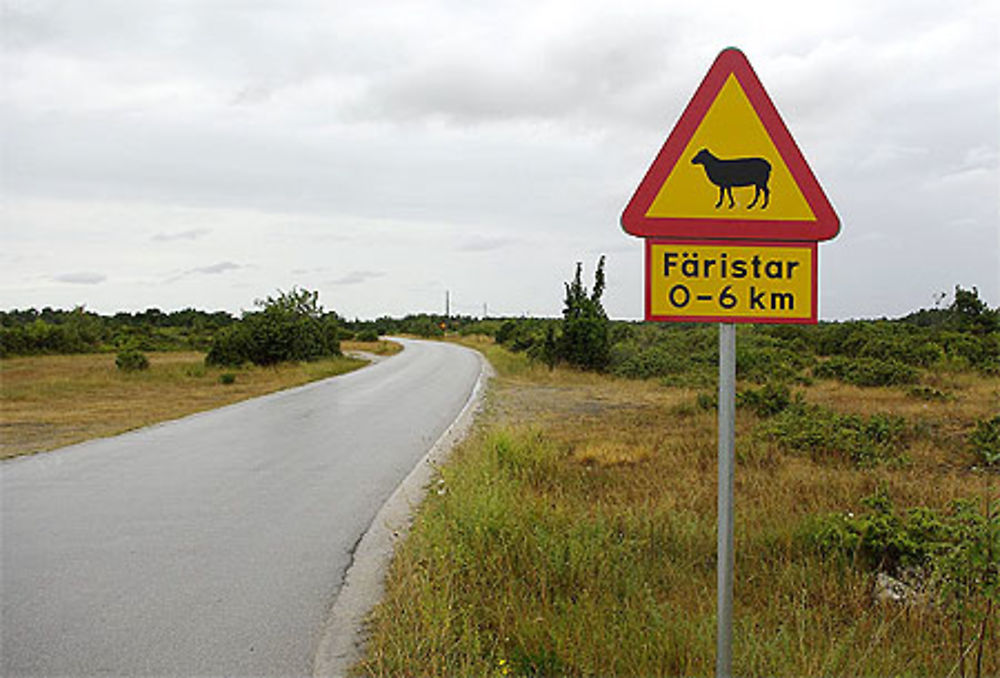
[691,148,771,209]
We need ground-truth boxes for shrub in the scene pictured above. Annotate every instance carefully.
[949,285,1000,334]
[115,348,149,372]
[356,328,379,342]
[969,415,1000,467]
[814,355,918,387]
[737,381,794,417]
[907,385,950,401]
[610,341,694,379]
[939,331,1000,373]
[608,324,716,383]
[695,392,717,411]
[205,288,341,367]
[205,325,252,367]
[736,332,814,383]
[802,487,953,575]
[219,373,236,385]
[405,316,444,338]
[762,402,907,466]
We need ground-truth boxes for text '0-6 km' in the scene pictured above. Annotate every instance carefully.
[665,283,794,311]
[663,250,801,281]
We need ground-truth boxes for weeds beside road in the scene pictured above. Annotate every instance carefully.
[360,336,998,677]
[0,340,398,459]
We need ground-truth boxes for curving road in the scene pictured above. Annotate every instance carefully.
[1,339,484,677]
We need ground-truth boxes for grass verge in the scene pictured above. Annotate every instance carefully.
[0,350,372,459]
[358,337,998,677]
[342,339,404,357]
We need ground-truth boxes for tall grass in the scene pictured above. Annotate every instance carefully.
[360,340,997,677]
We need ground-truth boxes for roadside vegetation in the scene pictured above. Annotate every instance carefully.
[0,288,402,459]
[0,351,369,459]
[2,275,998,675]
[358,281,998,676]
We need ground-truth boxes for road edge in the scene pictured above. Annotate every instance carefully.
[312,343,494,678]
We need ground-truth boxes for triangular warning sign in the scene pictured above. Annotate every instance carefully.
[622,48,839,242]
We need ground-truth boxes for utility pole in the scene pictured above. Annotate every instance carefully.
[445,290,450,318]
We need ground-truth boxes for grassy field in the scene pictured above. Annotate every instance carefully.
[359,335,998,677]
[0,340,399,459]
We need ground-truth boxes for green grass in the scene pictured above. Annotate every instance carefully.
[358,339,998,677]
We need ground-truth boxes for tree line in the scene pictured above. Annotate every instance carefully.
[0,306,236,357]
[3,273,997,381]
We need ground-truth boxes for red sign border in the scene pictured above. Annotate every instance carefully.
[645,238,818,324]
[622,48,839,242]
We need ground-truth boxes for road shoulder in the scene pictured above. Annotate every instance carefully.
[312,345,494,678]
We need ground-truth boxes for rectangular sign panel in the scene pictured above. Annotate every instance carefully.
[646,239,817,324]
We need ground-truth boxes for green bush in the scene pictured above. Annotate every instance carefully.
[695,392,717,411]
[405,316,444,338]
[737,382,794,417]
[814,355,919,387]
[907,385,950,401]
[803,485,999,674]
[969,415,1000,467]
[205,288,341,367]
[356,328,379,342]
[762,402,907,466]
[219,372,236,385]
[608,324,716,382]
[205,325,252,367]
[802,487,952,575]
[115,348,149,372]
[939,331,1000,372]
[609,341,695,379]
[736,332,814,383]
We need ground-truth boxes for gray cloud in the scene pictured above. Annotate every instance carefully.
[456,235,515,252]
[152,228,211,242]
[188,262,241,275]
[51,272,106,285]
[165,261,243,283]
[328,270,385,286]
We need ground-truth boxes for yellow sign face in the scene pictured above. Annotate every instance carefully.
[646,75,814,222]
[647,241,816,323]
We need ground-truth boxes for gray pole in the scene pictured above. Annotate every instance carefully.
[716,322,736,678]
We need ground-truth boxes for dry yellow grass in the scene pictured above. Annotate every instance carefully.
[0,350,370,459]
[361,339,998,677]
[342,339,404,357]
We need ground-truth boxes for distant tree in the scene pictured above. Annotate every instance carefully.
[950,286,999,334]
[205,287,341,367]
[558,256,610,371]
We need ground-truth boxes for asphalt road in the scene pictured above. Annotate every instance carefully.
[1,339,484,677]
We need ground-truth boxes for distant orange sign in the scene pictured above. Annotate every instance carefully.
[622,48,839,242]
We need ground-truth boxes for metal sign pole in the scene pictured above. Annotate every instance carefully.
[716,322,736,678]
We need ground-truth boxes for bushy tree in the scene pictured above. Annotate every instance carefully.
[950,286,999,334]
[205,288,341,367]
[558,256,610,371]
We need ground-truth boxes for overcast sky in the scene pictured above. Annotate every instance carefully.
[2,0,998,320]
